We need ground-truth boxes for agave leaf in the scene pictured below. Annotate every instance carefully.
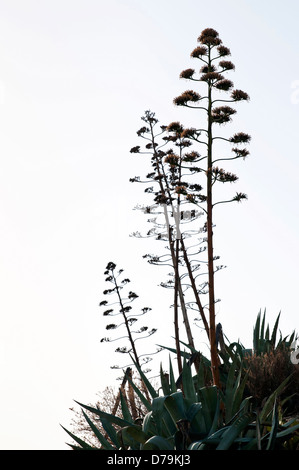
[142,411,156,436]
[60,424,96,450]
[67,444,86,450]
[230,369,248,420]
[198,385,218,432]
[152,396,174,437]
[143,435,174,450]
[119,390,133,424]
[164,391,187,423]
[270,312,281,348]
[188,440,204,450]
[257,423,299,451]
[122,425,149,444]
[216,411,254,450]
[226,395,253,428]
[256,413,262,450]
[186,402,203,423]
[184,405,206,436]
[81,411,115,450]
[259,374,293,423]
[185,402,208,436]
[288,330,297,345]
[221,343,243,374]
[280,393,297,412]
[208,391,221,437]
[281,417,299,428]
[169,355,177,394]
[100,416,120,448]
[265,325,270,343]
[241,413,261,450]
[157,344,191,360]
[276,423,299,439]
[279,330,297,349]
[118,426,143,450]
[178,338,197,353]
[260,310,265,340]
[74,401,135,429]
[200,426,227,446]
[266,401,278,450]
[182,355,197,406]
[224,354,239,422]
[253,310,261,354]
[130,356,158,399]
[161,337,199,356]
[125,373,152,412]
[196,357,206,389]
[160,363,171,396]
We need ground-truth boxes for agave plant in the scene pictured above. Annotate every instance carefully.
[62,344,299,450]
[252,310,296,356]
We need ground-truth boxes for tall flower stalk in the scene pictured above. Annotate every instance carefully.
[174,28,250,386]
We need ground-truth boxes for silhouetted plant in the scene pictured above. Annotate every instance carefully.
[63,341,299,450]
[62,27,299,452]
[173,28,250,387]
[100,261,159,374]
[130,29,250,385]
[69,370,150,447]
[130,111,211,374]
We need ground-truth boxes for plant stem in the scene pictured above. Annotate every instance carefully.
[207,45,220,388]
[174,237,183,375]
[180,237,210,340]
[112,269,140,368]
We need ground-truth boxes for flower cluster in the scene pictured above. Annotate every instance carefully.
[212,106,236,124]
[180,68,196,79]
[198,28,222,46]
[173,90,201,106]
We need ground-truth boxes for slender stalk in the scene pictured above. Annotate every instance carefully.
[171,28,250,387]
[172,139,184,375]
[206,45,220,388]
[112,269,140,368]
[180,237,210,339]
[174,236,183,375]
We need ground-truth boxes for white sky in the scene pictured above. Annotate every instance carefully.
[0,0,298,450]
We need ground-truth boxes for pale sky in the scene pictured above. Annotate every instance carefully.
[0,0,298,449]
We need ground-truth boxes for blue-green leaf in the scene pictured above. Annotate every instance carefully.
[266,401,278,450]
[81,411,115,449]
[182,355,197,406]
[259,374,293,423]
[125,374,152,411]
[120,390,133,423]
[160,363,171,396]
[100,416,120,448]
[216,412,254,450]
[130,356,158,399]
[164,392,186,423]
[60,424,95,450]
[169,355,177,394]
[142,411,157,436]
[143,436,174,450]
[74,401,135,428]
[122,425,149,444]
